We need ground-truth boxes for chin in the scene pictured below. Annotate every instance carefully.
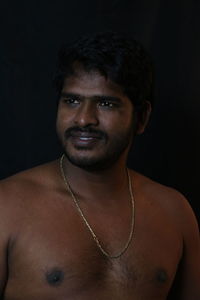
[62,134,132,171]
[64,152,119,171]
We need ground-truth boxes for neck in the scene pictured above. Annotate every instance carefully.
[60,154,129,203]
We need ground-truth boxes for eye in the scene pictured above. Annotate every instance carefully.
[99,100,115,109]
[63,97,80,106]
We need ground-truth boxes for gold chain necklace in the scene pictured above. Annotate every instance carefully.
[60,154,135,259]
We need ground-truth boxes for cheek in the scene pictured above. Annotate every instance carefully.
[56,112,62,130]
[56,107,71,129]
[100,117,134,143]
[105,111,133,131]
[56,111,67,138]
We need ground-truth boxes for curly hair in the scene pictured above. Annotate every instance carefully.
[54,31,153,112]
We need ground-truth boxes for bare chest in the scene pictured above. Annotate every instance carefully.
[4,196,182,300]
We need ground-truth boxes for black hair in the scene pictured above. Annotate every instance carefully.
[54,31,153,112]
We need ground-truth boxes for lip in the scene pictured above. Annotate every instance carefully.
[70,133,102,139]
[69,135,101,147]
[78,137,96,140]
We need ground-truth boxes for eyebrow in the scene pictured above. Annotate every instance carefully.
[60,92,122,103]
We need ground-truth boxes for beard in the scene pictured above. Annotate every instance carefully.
[59,124,135,171]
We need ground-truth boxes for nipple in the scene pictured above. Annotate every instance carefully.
[45,268,64,286]
[156,269,168,283]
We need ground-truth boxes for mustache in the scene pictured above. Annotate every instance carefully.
[64,126,107,139]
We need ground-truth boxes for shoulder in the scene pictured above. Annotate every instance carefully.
[0,160,60,221]
[130,169,190,206]
[0,160,60,193]
[130,169,199,240]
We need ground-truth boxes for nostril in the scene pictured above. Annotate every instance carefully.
[74,107,99,126]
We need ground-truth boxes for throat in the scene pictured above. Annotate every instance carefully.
[60,154,129,200]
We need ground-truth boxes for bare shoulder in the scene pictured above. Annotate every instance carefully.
[0,160,60,225]
[0,160,59,193]
[130,169,199,238]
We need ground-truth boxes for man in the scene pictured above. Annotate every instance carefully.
[0,32,199,300]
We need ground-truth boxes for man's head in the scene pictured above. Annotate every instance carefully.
[54,31,153,118]
[55,32,153,170]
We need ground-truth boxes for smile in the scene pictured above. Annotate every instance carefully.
[69,135,102,148]
[70,133,103,140]
[79,137,95,140]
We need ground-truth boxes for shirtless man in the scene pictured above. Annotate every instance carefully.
[0,32,199,300]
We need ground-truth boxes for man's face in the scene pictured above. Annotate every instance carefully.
[56,70,136,170]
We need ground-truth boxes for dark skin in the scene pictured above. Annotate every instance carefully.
[0,71,199,299]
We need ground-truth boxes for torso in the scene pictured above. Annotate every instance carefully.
[0,161,183,300]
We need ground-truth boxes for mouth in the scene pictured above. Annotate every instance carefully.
[78,136,98,141]
[70,132,102,139]
[64,128,106,148]
[70,136,100,150]
[68,134,102,148]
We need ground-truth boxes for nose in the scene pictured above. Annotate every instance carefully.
[74,101,99,127]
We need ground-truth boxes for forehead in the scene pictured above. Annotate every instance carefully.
[62,70,129,100]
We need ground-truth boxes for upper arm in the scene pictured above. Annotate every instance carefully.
[0,187,12,296]
[0,236,8,295]
[0,211,9,296]
[174,196,200,299]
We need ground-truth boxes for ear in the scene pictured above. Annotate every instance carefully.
[136,101,152,134]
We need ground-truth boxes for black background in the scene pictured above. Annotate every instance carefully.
[0,0,200,223]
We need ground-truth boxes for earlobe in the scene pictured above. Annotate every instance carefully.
[136,101,152,134]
